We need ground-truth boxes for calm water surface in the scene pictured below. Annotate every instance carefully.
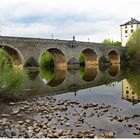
[1,64,140,138]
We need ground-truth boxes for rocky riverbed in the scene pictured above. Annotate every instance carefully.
[0,95,140,138]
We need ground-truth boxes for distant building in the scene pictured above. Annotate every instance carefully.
[122,79,140,105]
[120,18,140,46]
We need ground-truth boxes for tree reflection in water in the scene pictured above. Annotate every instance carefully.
[40,67,66,87]
[80,65,98,82]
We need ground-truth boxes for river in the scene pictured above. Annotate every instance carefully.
[0,64,140,138]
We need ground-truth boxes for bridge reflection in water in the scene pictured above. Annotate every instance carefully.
[9,64,123,99]
[1,64,140,105]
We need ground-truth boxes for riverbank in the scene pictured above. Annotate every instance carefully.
[0,95,140,138]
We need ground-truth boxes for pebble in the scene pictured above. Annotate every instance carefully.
[4,129,12,138]
[18,121,24,125]
[66,123,70,127]
[16,114,23,117]
[47,134,53,138]
[9,102,15,106]
[26,120,31,123]
[2,114,10,117]
[11,108,20,115]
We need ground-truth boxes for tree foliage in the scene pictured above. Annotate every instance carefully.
[0,48,26,92]
[126,28,140,60]
[102,39,121,46]
[40,51,54,68]
[79,52,85,66]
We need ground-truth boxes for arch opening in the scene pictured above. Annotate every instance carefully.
[39,48,67,68]
[108,50,120,64]
[79,49,97,68]
[0,45,23,69]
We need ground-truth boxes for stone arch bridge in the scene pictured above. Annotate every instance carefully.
[0,36,124,68]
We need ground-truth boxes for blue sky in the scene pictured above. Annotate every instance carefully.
[0,0,140,42]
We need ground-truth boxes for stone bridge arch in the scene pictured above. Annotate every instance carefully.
[79,48,98,68]
[39,48,67,68]
[0,44,24,69]
[107,49,120,64]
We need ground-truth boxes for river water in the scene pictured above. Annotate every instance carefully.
[0,64,140,138]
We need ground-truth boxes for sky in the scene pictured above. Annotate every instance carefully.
[0,0,140,42]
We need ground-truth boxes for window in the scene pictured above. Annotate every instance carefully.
[125,35,127,37]
[132,96,134,100]
[125,26,127,29]
[131,29,134,33]
[126,90,129,94]
[125,30,128,33]
[131,25,133,28]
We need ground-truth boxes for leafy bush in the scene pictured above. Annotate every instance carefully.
[0,49,26,92]
[40,51,54,68]
[126,28,140,61]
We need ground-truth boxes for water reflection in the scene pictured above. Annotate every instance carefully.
[80,66,98,82]
[122,66,140,104]
[40,67,67,87]
[108,64,120,77]
[2,64,140,105]
[122,79,140,105]
[27,71,39,81]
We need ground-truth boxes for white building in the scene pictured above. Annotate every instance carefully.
[120,18,140,46]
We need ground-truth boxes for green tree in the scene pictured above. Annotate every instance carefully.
[40,51,54,68]
[126,28,140,60]
[102,39,113,45]
[102,39,121,46]
[79,52,85,66]
[113,41,121,46]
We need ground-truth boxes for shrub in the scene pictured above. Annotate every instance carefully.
[0,49,26,92]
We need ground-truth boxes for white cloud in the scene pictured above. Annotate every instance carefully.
[0,0,140,42]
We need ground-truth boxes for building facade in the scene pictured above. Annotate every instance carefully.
[120,18,140,46]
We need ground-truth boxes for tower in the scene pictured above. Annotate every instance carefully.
[120,18,140,47]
